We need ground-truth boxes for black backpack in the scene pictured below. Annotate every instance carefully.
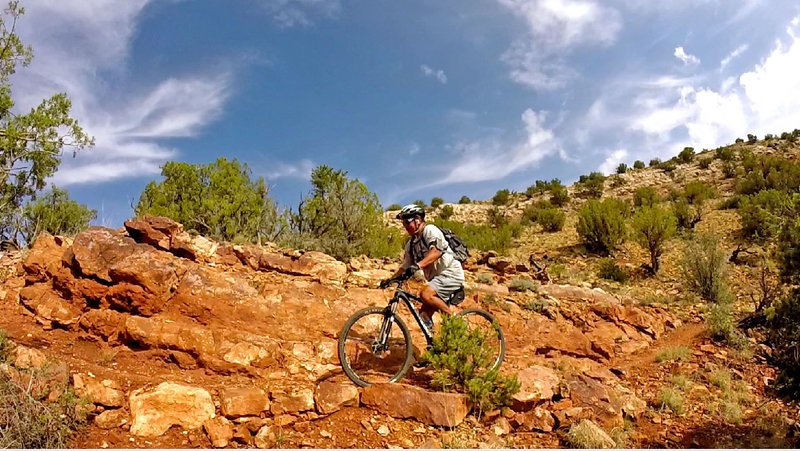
[437,227,470,263]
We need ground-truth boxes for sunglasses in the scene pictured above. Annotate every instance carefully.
[402,218,416,226]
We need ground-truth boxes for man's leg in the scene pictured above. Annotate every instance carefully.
[420,285,454,315]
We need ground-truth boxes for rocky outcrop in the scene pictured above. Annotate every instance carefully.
[361,383,469,427]
[512,365,560,409]
[129,382,215,436]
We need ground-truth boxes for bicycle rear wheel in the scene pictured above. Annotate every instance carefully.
[457,308,505,372]
[338,307,414,387]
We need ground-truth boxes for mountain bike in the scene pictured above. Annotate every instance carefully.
[337,275,505,387]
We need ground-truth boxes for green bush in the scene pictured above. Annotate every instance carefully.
[386,204,402,211]
[577,199,627,253]
[20,186,96,245]
[526,179,561,197]
[596,258,628,283]
[431,197,444,208]
[477,273,493,284]
[609,174,626,188]
[736,155,800,195]
[716,147,735,161]
[579,172,606,198]
[673,199,702,230]
[492,189,511,206]
[747,134,758,144]
[633,186,660,207]
[433,219,522,254]
[683,181,715,205]
[657,387,684,414]
[778,219,800,284]
[633,160,646,170]
[738,189,791,240]
[708,302,749,349]
[458,196,471,204]
[537,208,566,232]
[549,185,570,207]
[767,292,800,397]
[681,235,731,303]
[649,158,662,167]
[722,162,737,179]
[422,316,520,417]
[659,160,678,173]
[655,346,690,362]
[632,206,676,274]
[413,199,427,208]
[509,278,536,292]
[438,204,454,220]
[487,206,508,228]
[699,157,713,169]
[678,147,695,163]
[616,163,628,174]
[521,200,553,224]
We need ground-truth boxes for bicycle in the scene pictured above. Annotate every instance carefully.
[337,274,505,387]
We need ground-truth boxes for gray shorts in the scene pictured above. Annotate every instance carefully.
[429,275,463,302]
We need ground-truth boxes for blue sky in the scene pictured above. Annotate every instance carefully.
[11,0,800,227]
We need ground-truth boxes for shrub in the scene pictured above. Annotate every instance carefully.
[633,186,660,208]
[655,346,690,362]
[716,147,735,161]
[431,197,444,208]
[632,206,676,274]
[413,199,427,208]
[524,299,549,312]
[386,204,402,211]
[659,160,678,173]
[738,189,791,240]
[736,155,800,195]
[657,387,684,414]
[487,206,508,228]
[708,303,749,349]
[521,200,553,224]
[633,160,646,170]
[438,204,454,220]
[509,278,536,292]
[609,174,626,188]
[458,196,471,204]
[747,134,758,144]
[433,219,521,254]
[579,172,606,198]
[767,292,800,397]
[577,199,627,253]
[681,235,730,303]
[19,186,96,245]
[683,180,715,205]
[567,420,615,449]
[649,158,662,167]
[492,189,511,206]
[538,208,566,232]
[549,185,570,207]
[422,316,520,417]
[777,219,800,284]
[477,273,494,284]
[699,158,713,169]
[616,163,628,174]
[673,199,702,230]
[678,147,695,163]
[596,258,628,283]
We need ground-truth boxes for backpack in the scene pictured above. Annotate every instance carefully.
[437,227,470,263]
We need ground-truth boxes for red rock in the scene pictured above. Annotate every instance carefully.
[79,309,127,342]
[567,374,623,429]
[515,407,556,432]
[361,383,469,427]
[22,233,67,280]
[129,382,214,437]
[220,386,269,418]
[314,380,360,414]
[19,283,82,326]
[203,416,234,448]
[512,365,560,410]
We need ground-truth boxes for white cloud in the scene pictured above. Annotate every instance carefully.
[598,149,629,175]
[674,46,700,65]
[13,0,233,187]
[408,142,421,155]
[434,109,561,185]
[720,44,748,70]
[261,0,341,28]
[265,159,315,180]
[421,65,448,84]
[496,0,621,90]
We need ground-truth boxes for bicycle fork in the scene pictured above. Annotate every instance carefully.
[373,302,399,356]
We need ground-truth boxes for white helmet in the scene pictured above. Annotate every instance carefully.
[395,204,425,220]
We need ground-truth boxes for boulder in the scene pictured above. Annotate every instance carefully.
[124,316,216,358]
[19,284,81,326]
[361,383,469,427]
[94,409,129,429]
[566,374,623,429]
[129,382,215,436]
[513,407,555,432]
[79,309,127,342]
[74,374,125,407]
[270,387,315,414]
[254,425,277,449]
[14,345,47,369]
[512,365,560,410]
[314,380,359,414]
[348,269,393,287]
[21,233,67,280]
[220,387,269,418]
[257,249,348,284]
[204,416,234,448]
[72,227,139,282]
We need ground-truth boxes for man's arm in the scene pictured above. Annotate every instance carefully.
[417,247,442,269]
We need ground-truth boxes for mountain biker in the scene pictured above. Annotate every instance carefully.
[380,204,465,331]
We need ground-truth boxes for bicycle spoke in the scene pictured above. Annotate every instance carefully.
[339,309,413,387]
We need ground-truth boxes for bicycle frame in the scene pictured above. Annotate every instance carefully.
[378,281,435,350]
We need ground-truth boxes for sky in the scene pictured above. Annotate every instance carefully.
[10,0,800,227]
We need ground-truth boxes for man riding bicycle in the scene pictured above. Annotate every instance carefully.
[381,204,465,331]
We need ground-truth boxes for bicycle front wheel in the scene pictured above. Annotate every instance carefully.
[338,307,414,387]
[457,308,506,373]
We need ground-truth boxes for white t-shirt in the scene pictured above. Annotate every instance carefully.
[400,224,464,282]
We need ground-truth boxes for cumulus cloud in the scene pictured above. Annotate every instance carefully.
[434,109,561,185]
[261,0,341,28]
[495,0,622,90]
[420,65,448,84]
[674,46,700,65]
[598,149,629,175]
[13,0,233,186]
[408,142,421,155]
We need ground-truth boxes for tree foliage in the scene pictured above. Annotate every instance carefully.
[288,165,386,260]
[576,199,627,254]
[0,2,93,242]
[18,186,95,244]
[632,206,676,274]
[136,158,279,243]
